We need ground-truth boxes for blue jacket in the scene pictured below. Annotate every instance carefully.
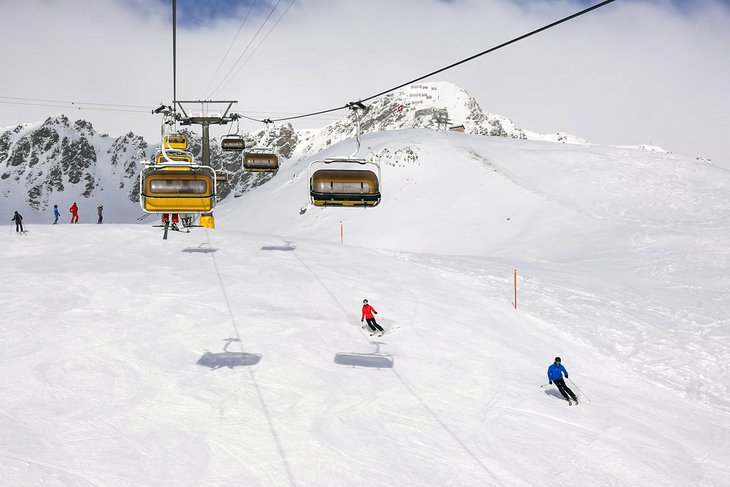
[548,363,569,382]
[54,207,60,217]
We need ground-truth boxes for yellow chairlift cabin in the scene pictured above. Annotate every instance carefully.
[163,133,188,150]
[308,158,381,207]
[154,149,193,165]
[140,147,216,214]
[140,167,216,213]
[243,147,279,173]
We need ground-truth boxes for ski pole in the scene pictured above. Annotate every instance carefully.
[568,378,591,402]
[539,383,552,388]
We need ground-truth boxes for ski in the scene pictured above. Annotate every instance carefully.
[366,327,400,339]
[378,326,400,337]
[360,311,398,339]
[362,325,380,337]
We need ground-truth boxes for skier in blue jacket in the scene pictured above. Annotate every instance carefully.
[53,204,60,224]
[547,357,578,404]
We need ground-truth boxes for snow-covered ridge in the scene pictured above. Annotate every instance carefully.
[0,81,674,220]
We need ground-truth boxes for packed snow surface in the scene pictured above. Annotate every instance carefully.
[2,130,729,486]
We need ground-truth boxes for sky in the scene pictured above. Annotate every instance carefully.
[1,0,729,164]
[2,128,729,485]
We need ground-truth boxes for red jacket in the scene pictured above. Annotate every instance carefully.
[70,204,78,215]
[362,304,377,320]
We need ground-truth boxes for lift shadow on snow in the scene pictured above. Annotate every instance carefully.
[182,243,218,254]
[260,241,296,251]
[335,343,393,369]
[197,338,262,370]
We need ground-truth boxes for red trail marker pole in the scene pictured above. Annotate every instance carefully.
[513,269,517,309]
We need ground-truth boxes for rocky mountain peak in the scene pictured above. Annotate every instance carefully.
[272,81,527,159]
[42,114,70,129]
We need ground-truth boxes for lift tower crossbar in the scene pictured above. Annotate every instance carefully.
[174,100,239,167]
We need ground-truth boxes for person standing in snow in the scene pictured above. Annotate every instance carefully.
[97,204,103,224]
[548,357,578,404]
[69,202,79,223]
[53,204,60,224]
[162,213,179,231]
[361,299,384,335]
[11,211,24,233]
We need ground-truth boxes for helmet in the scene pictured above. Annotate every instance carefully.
[363,299,368,304]
[554,357,561,363]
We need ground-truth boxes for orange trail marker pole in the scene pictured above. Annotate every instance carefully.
[340,221,343,245]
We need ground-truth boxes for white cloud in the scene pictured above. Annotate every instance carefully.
[1,0,728,164]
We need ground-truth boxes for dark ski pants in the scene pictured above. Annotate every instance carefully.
[365,318,383,332]
[15,222,23,232]
[554,379,577,401]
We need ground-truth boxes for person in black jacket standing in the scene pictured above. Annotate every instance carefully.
[11,211,24,233]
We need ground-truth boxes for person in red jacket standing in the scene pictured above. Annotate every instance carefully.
[361,299,384,335]
[69,202,79,223]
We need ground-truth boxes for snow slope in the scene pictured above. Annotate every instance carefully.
[1,129,729,486]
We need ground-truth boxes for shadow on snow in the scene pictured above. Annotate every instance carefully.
[182,245,218,254]
[197,338,261,369]
[261,241,296,251]
[335,344,393,369]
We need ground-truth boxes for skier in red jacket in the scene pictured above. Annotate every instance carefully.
[361,299,384,335]
[69,202,79,223]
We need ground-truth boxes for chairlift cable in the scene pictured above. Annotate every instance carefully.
[0,99,150,114]
[238,114,267,122]
[0,96,150,109]
[220,0,297,94]
[0,96,151,109]
[255,0,616,124]
[201,2,256,96]
[360,0,616,104]
[248,104,347,124]
[207,0,285,99]
[172,0,177,120]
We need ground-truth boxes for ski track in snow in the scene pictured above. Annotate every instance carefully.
[1,225,728,485]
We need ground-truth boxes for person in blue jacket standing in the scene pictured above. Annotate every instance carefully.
[548,357,578,405]
[53,204,60,224]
